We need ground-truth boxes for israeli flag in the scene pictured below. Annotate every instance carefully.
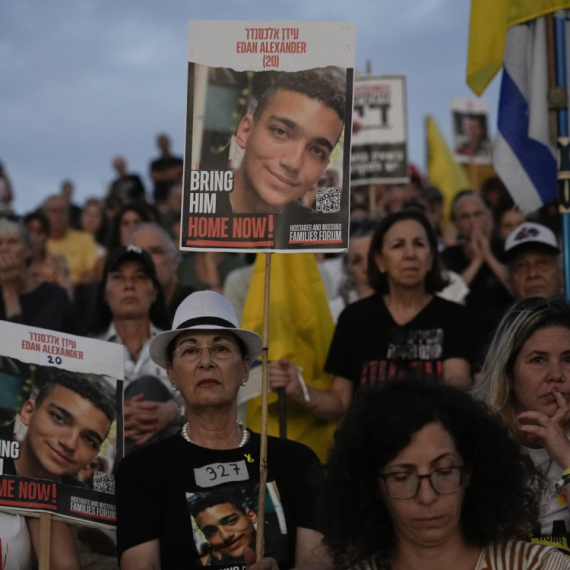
[493,17,557,214]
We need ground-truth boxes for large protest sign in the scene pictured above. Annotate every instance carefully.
[0,321,123,529]
[181,21,355,252]
[451,97,492,164]
[351,74,408,186]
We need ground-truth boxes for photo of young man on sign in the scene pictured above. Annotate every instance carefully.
[0,361,120,570]
[183,66,351,251]
[1,365,117,489]
[230,70,345,215]
[450,97,492,165]
[13,372,115,484]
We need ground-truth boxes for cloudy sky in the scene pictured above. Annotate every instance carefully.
[0,0,500,213]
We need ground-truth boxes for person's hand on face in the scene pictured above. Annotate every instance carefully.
[516,388,570,469]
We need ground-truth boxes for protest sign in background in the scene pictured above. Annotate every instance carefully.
[351,74,408,186]
[451,97,492,165]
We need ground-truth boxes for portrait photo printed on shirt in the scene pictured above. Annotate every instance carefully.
[187,480,288,570]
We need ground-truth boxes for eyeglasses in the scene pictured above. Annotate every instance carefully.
[379,466,465,499]
[173,341,239,362]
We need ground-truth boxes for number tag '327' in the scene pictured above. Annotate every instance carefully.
[194,460,250,488]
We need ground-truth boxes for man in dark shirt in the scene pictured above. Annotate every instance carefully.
[149,134,184,206]
[60,180,82,229]
[441,192,512,368]
[110,155,146,202]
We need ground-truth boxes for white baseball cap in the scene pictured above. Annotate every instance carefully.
[504,222,560,261]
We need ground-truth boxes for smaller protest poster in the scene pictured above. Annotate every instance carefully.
[181,20,355,253]
[451,97,492,164]
[351,74,408,186]
[187,481,287,570]
[0,321,123,529]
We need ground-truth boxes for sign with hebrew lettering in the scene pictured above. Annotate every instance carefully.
[181,20,355,252]
[351,74,408,186]
[0,321,123,529]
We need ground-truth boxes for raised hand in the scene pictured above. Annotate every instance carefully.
[516,387,570,469]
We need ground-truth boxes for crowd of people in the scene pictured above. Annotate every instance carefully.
[2,133,570,570]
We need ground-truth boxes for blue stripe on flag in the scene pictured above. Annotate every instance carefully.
[497,69,557,205]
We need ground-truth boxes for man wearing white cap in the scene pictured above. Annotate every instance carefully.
[504,221,563,300]
[116,291,328,570]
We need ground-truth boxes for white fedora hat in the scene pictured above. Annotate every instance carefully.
[149,291,262,369]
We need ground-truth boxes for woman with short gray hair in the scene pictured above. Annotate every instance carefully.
[0,216,71,331]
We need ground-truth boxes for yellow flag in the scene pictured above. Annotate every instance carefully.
[242,253,337,462]
[426,116,471,220]
[467,0,570,96]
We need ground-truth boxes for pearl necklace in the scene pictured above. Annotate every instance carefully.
[181,421,250,448]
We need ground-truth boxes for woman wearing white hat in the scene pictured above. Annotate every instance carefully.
[116,291,328,570]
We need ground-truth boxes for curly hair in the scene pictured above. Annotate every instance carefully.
[253,69,346,123]
[367,209,448,295]
[319,379,541,568]
[35,372,116,424]
[476,296,570,437]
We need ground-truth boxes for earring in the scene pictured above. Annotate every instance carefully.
[241,382,247,386]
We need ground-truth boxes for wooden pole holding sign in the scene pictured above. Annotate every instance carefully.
[551,13,570,299]
[256,252,272,560]
[181,20,356,563]
[38,512,51,570]
[467,159,479,192]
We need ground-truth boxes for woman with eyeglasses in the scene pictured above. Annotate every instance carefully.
[477,297,570,558]
[319,379,569,570]
[116,291,328,570]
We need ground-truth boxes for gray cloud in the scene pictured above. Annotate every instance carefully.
[0,0,499,212]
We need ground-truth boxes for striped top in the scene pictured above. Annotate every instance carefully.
[351,540,570,570]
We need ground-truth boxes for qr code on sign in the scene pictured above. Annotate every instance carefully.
[93,471,115,495]
[316,187,341,213]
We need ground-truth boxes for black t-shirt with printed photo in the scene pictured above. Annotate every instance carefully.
[116,431,321,570]
[324,293,474,388]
